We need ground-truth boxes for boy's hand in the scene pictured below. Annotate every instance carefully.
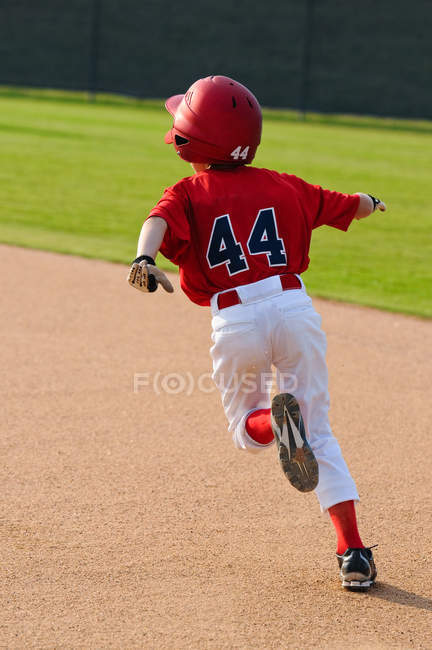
[368,195,386,212]
[128,261,174,293]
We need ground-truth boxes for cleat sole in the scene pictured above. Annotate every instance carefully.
[271,393,319,492]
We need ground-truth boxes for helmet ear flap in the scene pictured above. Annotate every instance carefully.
[175,134,189,146]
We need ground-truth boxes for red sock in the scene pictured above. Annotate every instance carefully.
[245,408,274,445]
[328,500,364,555]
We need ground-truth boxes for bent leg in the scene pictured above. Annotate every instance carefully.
[273,305,359,511]
[210,305,274,453]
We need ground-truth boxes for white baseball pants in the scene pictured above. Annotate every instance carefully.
[210,275,359,512]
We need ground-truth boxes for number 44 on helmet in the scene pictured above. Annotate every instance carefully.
[230,145,250,161]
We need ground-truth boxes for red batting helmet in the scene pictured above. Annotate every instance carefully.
[164,75,262,165]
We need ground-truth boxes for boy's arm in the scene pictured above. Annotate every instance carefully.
[127,217,174,293]
[136,216,167,259]
[354,193,386,220]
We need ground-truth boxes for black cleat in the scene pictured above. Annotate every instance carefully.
[336,547,377,591]
[271,393,319,492]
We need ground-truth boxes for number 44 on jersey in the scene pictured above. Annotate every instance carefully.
[206,208,287,276]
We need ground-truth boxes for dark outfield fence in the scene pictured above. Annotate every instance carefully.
[1,1,431,119]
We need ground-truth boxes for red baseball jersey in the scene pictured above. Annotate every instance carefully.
[148,166,359,306]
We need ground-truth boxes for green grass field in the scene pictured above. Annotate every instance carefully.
[1,87,431,317]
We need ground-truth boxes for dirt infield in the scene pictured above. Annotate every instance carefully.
[1,245,431,649]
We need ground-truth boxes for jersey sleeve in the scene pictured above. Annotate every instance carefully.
[295,177,360,232]
[147,183,191,264]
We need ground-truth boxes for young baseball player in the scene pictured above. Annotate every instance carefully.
[128,76,386,590]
